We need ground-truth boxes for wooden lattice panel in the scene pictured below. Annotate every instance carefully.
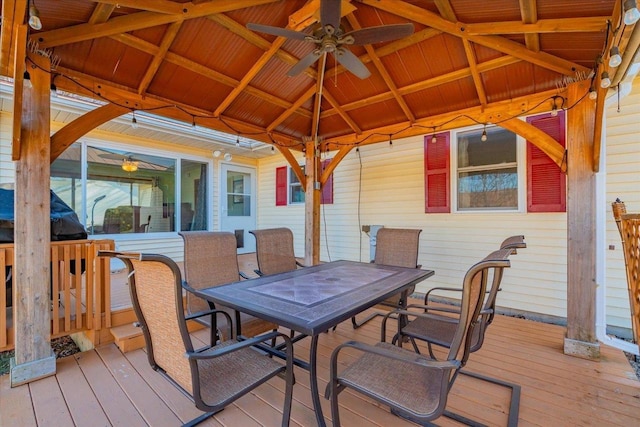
[620,214,640,347]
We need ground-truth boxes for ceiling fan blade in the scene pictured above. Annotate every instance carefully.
[334,48,370,79]
[321,0,341,35]
[288,50,323,77]
[246,23,308,41]
[345,23,415,45]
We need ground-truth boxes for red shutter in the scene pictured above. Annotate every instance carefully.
[275,166,287,206]
[424,132,450,213]
[526,111,566,212]
[321,159,333,204]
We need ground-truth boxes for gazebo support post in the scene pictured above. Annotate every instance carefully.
[564,80,600,360]
[10,51,55,385]
[304,138,321,266]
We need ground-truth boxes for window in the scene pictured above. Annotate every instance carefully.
[275,161,334,205]
[50,142,209,236]
[455,127,519,211]
[289,166,305,204]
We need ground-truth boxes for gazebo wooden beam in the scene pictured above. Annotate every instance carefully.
[11,52,54,386]
[519,0,541,51]
[0,0,27,76]
[50,103,130,162]
[498,118,566,171]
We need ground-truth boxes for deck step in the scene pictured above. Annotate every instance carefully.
[110,323,145,353]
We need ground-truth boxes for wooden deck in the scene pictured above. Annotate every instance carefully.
[2,305,639,427]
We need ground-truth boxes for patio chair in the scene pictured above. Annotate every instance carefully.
[403,235,526,357]
[350,228,422,329]
[383,243,524,427]
[250,227,305,276]
[98,250,294,427]
[179,231,277,340]
[325,252,509,426]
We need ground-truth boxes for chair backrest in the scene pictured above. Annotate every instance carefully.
[374,228,422,268]
[500,235,526,253]
[448,250,511,365]
[179,231,241,315]
[99,251,194,395]
[250,227,298,275]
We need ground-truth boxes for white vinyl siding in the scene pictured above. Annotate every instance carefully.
[258,136,569,319]
[605,76,640,330]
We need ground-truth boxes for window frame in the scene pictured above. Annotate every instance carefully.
[51,138,214,239]
[288,165,305,205]
[450,124,527,214]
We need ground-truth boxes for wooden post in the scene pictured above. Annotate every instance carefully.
[10,52,55,386]
[564,80,600,360]
[304,138,320,266]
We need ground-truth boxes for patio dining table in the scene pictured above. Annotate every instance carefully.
[193,259,434,426]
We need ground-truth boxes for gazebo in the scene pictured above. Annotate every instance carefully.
[1,0,639,386]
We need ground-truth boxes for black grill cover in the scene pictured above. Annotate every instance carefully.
[0,189,88,243]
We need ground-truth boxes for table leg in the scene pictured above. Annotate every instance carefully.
[309,335,326,427]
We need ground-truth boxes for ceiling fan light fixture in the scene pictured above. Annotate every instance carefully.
[624,0,640,25]
[122,159,138,172]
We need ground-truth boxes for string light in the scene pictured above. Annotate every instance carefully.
[271,146,275,154]
[50,82,58,97]
[191,116,196,127]
[624,0,640,25]
[28,3,43,31]
[236,136,240,147]
[131,111,138,129]
[608,46,622,68]
[23,71,32,89]
[481,126,488,142]
[600,71,611,88]
[589,88,598,100]
[389,134,393,147]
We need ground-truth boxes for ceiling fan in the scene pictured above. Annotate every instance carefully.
[246,0,414,79]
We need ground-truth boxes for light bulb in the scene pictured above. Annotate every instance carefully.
[589,89,597,100]
[213,150,222,158]
[131,115,138,129]
[236,136,240,147]
[481,128,488,142]
[600,71,611,89]
[50,83,58,97]
[431,134,437,144]
[223,152,232,161]
[609,47,622,68]
[550,106,558,117]
[28,6,42,30]
[271,146,275,154]
[624,0,640,25]
[23,71,32,89]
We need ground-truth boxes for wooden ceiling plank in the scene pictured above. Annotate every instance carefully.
[346,14,415,122]
[87,0,186,15]
[137,21,183,95]
[322,91,362,134]
[207,13,319,80]
[213,1,321,117]
[0,0,27,77]
[463,40,488,105]
[360,0,588,76]
[267,86,316,132]
[519,0,540,52]
[34,0,279,48]
[110,33,311,117]
[88,4,116,24]
[464,17,609,36]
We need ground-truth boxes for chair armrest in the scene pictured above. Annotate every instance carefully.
[187,330,291,360]
[380,306,459,342]
[424,286,463,304]
[254,269,264,276]
[295,260,306,268]
[239,271,250,280]
[184,308,233,343]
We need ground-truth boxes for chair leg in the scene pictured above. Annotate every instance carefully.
[351,312,383,329]
[441,369,520,427]
[182,410,218,427]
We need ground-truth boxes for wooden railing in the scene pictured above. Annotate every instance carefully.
[0,239,114,351]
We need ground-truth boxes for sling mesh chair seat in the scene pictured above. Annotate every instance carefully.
[325,251,509,426]
[98,251,294,427]
[250,227,305,276]
[180,231,277,339]
[351,228,423,329]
